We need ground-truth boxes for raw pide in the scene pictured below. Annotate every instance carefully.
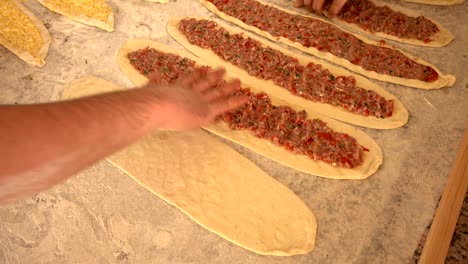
[199,0,455,89]
[117,40,383,179]
[322,0,454,47]
[168,17,409,129]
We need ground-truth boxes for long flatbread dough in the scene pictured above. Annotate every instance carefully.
[167,17,409,130]
[117,39,383,179]
[0,0,51,67]
[401,0,464,5]
[199,0,455,89]
[35,0,114,32]
[322,0,454,47]
[61,76,317,256]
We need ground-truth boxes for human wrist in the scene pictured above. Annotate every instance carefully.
[142,87,173,130]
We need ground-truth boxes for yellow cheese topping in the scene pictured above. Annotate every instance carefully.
[43,0,112,23]
[0,0,44,57]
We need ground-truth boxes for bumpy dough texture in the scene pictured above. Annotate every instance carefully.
[167,17,409,130]
[117,39,383,179]
[35,0,114,31]
[61,76,317,256]
[199,0,455,89]
[0,0,51,66]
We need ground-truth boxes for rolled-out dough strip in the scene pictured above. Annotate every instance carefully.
[167,17,409,130]
[0,0,51,67]
[35,0,114,32]
[199,0,455,89]
[320,0,454,47]
[117,39,383,179]
[61,76,317,256]
[401,0,464,5]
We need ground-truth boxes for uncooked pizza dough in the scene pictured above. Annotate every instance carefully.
[167,17,409,130]
[35,0,114,32]
[117,39,383,179]
[0,0,51,67]
[323,0,454,47]
[61,76,317,256]
[199,0,455,89]
[402,0,464,5]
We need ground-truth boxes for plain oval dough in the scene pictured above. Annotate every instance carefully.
[35,0,114,32]
[61,76,317,256]
[117,39,383,180]
[321,0,454,47]
[167,17,409,130]
[0,0,51,66]
[199,0,455,89]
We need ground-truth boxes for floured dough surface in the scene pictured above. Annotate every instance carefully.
[323,0,454,47]
[401,0,464,5]
[0,0,51,66]
[117,39,383,179]
[167,17,409,130]
[35,0,114,32]
[61,76,317,256]
[199,0,455,89]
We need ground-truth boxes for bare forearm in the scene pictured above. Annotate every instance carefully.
[0,87,162,203]
[0,68,246,204]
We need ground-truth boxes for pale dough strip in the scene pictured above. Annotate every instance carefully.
[61,76,317,256]
[0,0,51,67]
[199,0,455,89]
[117,39,383,180]
[167,17,409,130]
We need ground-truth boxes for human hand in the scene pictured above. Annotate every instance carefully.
[146,68,248,130]
[294,0,348,17]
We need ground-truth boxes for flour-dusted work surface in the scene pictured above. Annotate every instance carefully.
[0,0,467,263]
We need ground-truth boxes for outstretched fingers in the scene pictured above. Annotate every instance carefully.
[203,79,241,102]
[178,68,202,87]
[192,68,227,93]
[209,94,249,119]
